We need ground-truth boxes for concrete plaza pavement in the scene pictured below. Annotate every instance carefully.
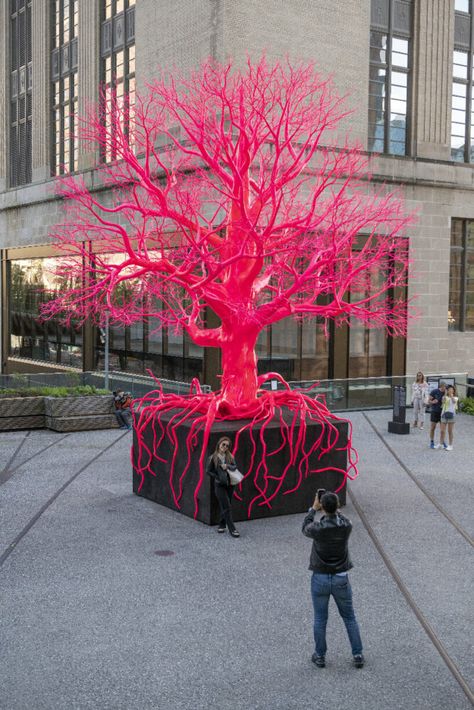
[0,410,473,710]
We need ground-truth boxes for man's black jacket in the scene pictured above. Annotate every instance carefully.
[302,509,354,574]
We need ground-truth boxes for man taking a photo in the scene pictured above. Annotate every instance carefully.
[302,490,364,669]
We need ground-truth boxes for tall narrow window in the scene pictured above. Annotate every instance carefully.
[51,0,79,175]
[451,1,474,161]
[9,0,32,187]
[449,219,474,330]
[368,0,412,156]
[101,0,136,162]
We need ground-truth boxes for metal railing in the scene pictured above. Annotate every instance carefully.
[0,371,211,398]
[0,370,470,411]
[260,373,470,411]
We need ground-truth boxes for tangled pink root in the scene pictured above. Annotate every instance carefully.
[130,373,358,519]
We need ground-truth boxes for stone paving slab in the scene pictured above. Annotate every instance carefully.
[0,430,128,548]
[346,411,474,686]
[0,414,473,710]
[363,408,474,536]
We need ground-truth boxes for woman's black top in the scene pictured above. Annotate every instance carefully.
[206,455,236,487]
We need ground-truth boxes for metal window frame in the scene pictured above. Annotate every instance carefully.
[369,0,413,157]
[100,1,136,163]
[50,0,79,176]
[452,5,474,163]
[9,0,33,188]
[449,219,473,331]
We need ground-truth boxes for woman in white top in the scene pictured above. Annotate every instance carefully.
[440,385,458,451]
[411,371,429,430]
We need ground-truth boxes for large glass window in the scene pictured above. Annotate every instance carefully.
[449,219,474,330]
[94,317,205,381]
[8,258,83,367]
[348,267,389,378]
[300,319,329,380]
[91,255,204,380]
[51,0,79,175]
[101,0,136,162]
[9,0,32,187]
[368,0,412,156]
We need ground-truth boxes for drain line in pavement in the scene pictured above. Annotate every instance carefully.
[0,433,71,487]
[0,431,31,483]
[0,431,129,569]
[362,413,473,548]
[348,486,474,706]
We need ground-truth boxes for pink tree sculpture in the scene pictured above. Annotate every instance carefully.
[42,58,412,517]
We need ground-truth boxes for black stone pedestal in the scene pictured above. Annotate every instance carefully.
[388,421,410,435]
[388,385,409,434]
[132,410,349,524]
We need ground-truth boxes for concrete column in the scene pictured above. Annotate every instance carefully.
[413,0,453,160]
[0,2,9,191]
[32,0,51,182]
[78,0,100,171]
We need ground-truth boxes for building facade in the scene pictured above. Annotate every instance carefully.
[0,0,473,389]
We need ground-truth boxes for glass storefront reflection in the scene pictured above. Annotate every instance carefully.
[7,255,397,382]
[9,258,83,367]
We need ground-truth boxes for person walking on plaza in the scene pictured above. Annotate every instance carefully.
[411,371,429,430]
[439,385,458,451]
[428,380,447,449]
[302,491,364,669]
[206,437,241,538]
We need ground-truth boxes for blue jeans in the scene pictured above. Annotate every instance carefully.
[311,573,363,657]
[114,409,131,428]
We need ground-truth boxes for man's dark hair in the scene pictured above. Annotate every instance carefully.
[321,492,339,514]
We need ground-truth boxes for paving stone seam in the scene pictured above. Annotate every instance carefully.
[0,431,30,483]
[349,486,474,706]
[0,432,71,487]
[362,413,474,548]
[0,430,129,569]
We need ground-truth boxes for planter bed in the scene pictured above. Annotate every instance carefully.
[0,394,118,432]
[0,396,45,431]
[44,395,117,432]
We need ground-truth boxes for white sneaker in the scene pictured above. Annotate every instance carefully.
[446,445,453,451]
[433,444,440,449]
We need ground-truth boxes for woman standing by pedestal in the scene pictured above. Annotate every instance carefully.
[440,385,458,451]
[411,371,429,430]
[206,437,241,538]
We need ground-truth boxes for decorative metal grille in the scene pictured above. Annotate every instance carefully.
[9,0,32,187]
[51,0,79,175]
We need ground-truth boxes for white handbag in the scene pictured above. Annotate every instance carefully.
[228,468,244,486]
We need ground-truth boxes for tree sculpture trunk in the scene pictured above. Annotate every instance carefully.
[218,327,260,414]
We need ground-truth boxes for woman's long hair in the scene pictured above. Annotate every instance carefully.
[415,371,425,383]
[212,436,235,466]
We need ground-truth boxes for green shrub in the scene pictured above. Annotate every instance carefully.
[0,385,111,398]
[460,397,474,415]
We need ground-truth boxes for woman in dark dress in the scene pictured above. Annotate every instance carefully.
[206,436,240,538]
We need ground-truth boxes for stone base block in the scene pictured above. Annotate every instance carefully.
[132,411,349,524]
[388,421,410,435]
